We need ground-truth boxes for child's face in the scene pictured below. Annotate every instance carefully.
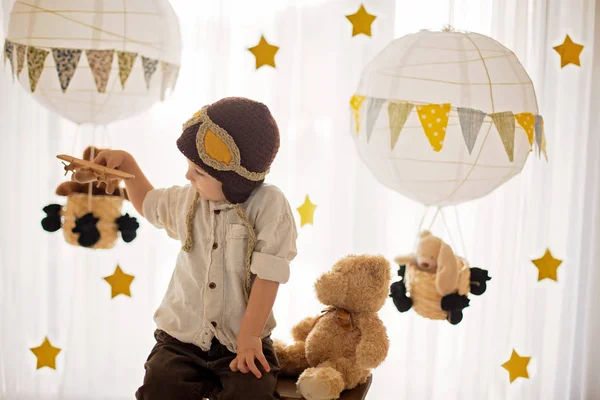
[185,159,226,201]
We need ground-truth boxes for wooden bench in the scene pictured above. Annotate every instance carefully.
[276,375,372,400]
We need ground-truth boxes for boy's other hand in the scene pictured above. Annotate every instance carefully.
[230,334,270,379]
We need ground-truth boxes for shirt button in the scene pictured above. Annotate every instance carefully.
[212,243,218,250]
[209,282,216,289]
[211,321,217,327]
[214,210,221,215]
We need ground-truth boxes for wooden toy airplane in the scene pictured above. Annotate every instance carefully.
[57,154,135,185]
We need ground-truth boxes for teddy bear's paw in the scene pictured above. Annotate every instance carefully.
[297,367,345,400]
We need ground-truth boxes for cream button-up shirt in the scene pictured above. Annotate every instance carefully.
[143,183,298,353]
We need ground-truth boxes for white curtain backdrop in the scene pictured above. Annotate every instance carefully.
[1,0,599,399]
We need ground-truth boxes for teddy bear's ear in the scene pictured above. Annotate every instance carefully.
[56,181,86,196]
[82,146,106,161]
[435,242,459,296]
[419,230,433,239]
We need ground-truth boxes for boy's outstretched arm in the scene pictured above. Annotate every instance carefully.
[230,277,279,379]
[93,150,154,216]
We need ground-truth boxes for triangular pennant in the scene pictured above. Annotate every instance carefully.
[171,65,180,91]
[416,103,451,152]
[491,111,516,162]
[86,50,114,93]
[366,97,386,142]
[350,95,366,135]
[117,51,137,89]
[160,61,178,101]
[457,107,486,154]
[535,115,544,158]
[541,130,548,161]
[515,112,535,148]
[141,56,159,90]
[27,46,49,93]
[15,44,26,77]
[388,102,413,149]
[52,49,82,93]
[4,40,15,78]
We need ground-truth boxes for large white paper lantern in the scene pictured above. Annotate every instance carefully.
[351,29,546,206]
[5,0,181,125]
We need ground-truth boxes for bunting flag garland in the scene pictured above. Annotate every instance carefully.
[52,49,82,93]
[350,95,366,135]
[3,39,180,96]
[86,50,114,93]
[366,97,386,142]
[457,107,486,154]
[4,40,15,78]
[388,102,413,149]
[416,103,451,152]
[490,111,516,162]
[515,112,535,148]
[117,51,137,89]
[15,44,26,77]
[27,46,49,93]
[351,94,547,161]
[141,56,159,90]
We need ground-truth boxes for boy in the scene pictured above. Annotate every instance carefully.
[93,97,298,399]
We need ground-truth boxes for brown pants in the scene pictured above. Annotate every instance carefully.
[135,329,281,400]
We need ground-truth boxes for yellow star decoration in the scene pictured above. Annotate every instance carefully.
[297,195,317,227]
[345,4,377,37]
[532,249,562,282]
[248,35,279,69]
[501,349,531,383]
[553,35,584,68]
[30,337,61,370]
[103,265,135,298]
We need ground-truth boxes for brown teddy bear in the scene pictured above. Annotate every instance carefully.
[389,231,491,324]
[274,255,391,400]
[55,146,129,199]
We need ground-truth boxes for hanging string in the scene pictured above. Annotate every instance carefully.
[70,123,82,161]
[442,0,455,31]
[427,207,442,231]
[454,206,468,259]
[440,207,457,252]
[87,126,97,212]
[413,206,430,251]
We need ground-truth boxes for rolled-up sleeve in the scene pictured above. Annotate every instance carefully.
[142,185,186,240]
[251,212,298,284]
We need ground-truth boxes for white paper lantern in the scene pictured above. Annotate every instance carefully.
[5,0,181,125]
[352,29,545,206]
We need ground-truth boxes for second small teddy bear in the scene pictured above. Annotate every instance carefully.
[390,231,491,325]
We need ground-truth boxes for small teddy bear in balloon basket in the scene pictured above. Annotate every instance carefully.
[390,231,491,325]
[41,146,139,250]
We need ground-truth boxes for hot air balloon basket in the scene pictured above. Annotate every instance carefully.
[41,193,139,250]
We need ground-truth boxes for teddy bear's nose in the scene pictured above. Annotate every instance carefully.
[421,262,429,268]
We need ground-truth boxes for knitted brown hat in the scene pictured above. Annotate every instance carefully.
[177,97,280,204]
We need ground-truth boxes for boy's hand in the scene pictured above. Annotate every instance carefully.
[230,334,270,379]
[92,150,133,194]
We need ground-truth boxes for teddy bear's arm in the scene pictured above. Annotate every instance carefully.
[291,315,319,342]
[355,316,389,369]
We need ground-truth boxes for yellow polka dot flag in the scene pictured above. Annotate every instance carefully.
[416,104,451,152]
[515,112,535,148]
